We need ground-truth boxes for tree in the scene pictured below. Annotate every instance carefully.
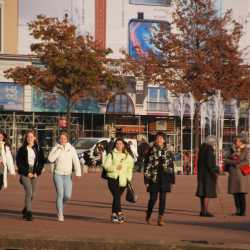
[5,15,124,137]
[127,0,250,150]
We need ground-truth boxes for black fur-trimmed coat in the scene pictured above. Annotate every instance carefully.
[144,144,175,193]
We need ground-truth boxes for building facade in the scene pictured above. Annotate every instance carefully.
[0,0,249,154]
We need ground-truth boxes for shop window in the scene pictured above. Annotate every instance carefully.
[107,94,135,114]
[130,0,171,6]
[148,86,168,112]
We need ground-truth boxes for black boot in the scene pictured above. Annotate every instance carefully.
[22,207,27,219]
[24,211,33,221]
[232,194,241,216]
[239,194,246,216]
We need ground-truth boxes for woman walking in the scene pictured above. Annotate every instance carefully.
[103,138,134,224]
[48,131,81,222]
[16,130,45,221]
[144,132,175,226]
[224,136,249,216]
[0,130,15,191]
[196,136,219,217]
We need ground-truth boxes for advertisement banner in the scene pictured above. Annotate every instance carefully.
[32,88,101,113]
[129,0,170,6]
[0,82,24,110]
[129,20,169,60]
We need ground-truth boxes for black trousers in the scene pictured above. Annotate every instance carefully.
[147,191,167,216]
[107,178,126,213]
[234,193,246,214]
[0,173,3,190]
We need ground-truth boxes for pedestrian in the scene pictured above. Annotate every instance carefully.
[0,130,15,191]
[48,131,82,222]
[196,135,219,217]
[224,135,249,216]
[136,136,150,172]
[144,132,175,226]
[183,152,191,175]
[16,129,45,221]
[103,138,134,224]
[107,137,115,154]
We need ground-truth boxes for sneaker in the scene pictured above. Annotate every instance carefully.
[58,214,64,222]
[111,214,119,223]
[118,213,125,224]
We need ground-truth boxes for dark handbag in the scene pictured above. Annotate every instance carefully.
[126,182,138,203]
[240,165,250,176]
[101,167,108,179]
[0,173,3,190]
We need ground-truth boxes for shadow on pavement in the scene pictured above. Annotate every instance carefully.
[169,220,250,232]
[0,208,110,224]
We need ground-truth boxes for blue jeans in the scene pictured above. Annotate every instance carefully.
[53,174,72,215]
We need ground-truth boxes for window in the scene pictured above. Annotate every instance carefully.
[148,87,168,113]
[107,94,135,114]
[130,0,171,6]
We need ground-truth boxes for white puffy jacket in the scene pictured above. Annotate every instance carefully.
[48,143,81,176]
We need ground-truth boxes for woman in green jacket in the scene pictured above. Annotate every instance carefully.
[103,138,134,223]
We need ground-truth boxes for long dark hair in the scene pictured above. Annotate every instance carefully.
[23,129,38,147]
[113,138,128,155]
[0,130,11,149]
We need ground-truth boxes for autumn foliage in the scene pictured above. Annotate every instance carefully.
[5,15,124,133]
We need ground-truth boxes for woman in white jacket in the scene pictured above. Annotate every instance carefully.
[0,131,15,190]
[48,131,82,222]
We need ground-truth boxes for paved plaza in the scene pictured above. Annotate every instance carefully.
[0,170,249,249]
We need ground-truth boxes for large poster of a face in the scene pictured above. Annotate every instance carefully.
[129,20,169,60]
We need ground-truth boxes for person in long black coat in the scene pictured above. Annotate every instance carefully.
[144,132,175,226]
[196,135,220,217]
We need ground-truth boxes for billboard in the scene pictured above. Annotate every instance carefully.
[129,20,169,60]
[0,82,24,110]
[129,0,171,6]
[32,88,101,113]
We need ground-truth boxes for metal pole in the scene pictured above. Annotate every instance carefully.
[190,117,193,175]
[181,116,183,174]
[104,113,106,137]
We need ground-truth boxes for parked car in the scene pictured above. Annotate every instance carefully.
[74,137,110,167]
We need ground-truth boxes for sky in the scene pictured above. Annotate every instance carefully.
[19,0,71,26]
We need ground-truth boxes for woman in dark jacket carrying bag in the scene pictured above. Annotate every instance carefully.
[144,132,175,226]
[16,130,45,221]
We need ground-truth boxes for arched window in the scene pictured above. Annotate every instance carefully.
[106,94,135,114]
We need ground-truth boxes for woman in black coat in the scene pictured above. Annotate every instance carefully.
[196,136,219,217]
[16,130,45,221]
[144,132,175,226]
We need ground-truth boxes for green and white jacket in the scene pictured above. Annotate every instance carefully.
[103,149,134,187]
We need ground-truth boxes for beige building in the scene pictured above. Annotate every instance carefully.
[0,0,18,53]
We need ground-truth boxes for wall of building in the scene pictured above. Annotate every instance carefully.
[2,0,18,53]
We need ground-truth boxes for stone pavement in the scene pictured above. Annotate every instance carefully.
[0,171,249,249]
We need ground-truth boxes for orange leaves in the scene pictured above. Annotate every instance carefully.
[5,15,125,111]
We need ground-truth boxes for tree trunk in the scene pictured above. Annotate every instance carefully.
[66,98,72,141]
